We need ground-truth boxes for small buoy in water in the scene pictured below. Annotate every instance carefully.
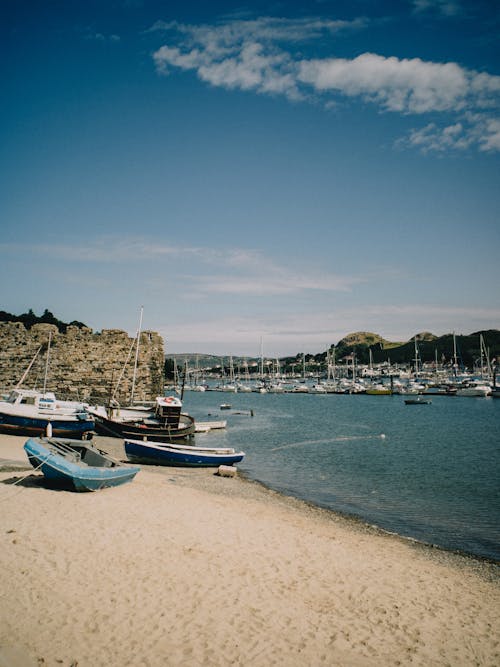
[380,433,386,439]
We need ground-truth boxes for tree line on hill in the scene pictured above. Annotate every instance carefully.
[319,330,500,369]
[0,309,87,333]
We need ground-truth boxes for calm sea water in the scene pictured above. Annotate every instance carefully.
[183,390,500,562]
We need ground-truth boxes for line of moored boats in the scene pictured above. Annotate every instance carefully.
[175,375,500,397]
[0,387,245,492]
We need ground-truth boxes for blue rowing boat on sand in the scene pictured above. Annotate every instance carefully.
[124,438,245,467]
[24,437,140,491]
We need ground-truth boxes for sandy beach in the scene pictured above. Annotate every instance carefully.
[0,433,498,667]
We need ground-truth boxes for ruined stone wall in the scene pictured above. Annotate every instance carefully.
[0,322,165,403]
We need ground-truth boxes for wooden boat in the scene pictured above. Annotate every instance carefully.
[24,437,140,491]
[124,438,245,467]
[404,397,432,405]
[0,389,95,439]
[90,396,196,442]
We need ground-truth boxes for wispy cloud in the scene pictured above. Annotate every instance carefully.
[412,0,463,17]
[150,15,500,153]
[158,302,500,356]
[151,16,367,101]
[83,31,120,43]
[0,239,362,297]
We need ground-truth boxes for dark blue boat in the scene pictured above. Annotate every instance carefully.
[24,437,140,491]
[124,438,245,467]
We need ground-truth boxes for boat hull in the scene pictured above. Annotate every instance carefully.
[0,413,94,439]
[124,438,245,467]
[24,438,140,491]
[93,413,195,442]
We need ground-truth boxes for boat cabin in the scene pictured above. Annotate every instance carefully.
[3,389,58,410]
[154,396,182,426]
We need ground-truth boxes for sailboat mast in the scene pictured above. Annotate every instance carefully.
[414,336,419,379]
[42,332,52,394]
[130,306,144,404]
[453,331,458,376]
[15,345,43,390]
[260,337,264,378]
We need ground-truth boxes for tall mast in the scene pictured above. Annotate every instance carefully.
[15,345,43,389]
[42,332,52,394]
[260,337,264,378]
[414,336,419,379]
[130,306,144,404]
[453,332,458,377]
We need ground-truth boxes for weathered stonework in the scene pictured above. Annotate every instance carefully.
[0,322,165,403]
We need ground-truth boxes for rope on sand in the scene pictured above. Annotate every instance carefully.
[0,453,52,503]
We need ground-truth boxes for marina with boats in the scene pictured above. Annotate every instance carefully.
[169,333,500,398]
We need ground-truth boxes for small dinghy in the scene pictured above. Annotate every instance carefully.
[404,397,432,405]
[124,438,245,467]
[24,437,140,491]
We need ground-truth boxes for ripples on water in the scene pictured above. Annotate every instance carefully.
[184,391,500,561]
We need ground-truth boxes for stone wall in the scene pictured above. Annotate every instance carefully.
[0,322,165,403]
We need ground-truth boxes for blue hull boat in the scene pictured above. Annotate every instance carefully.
[0,413,95,439]
[0,389,94,439]
[24,437,140,491]
[124,438,245,467]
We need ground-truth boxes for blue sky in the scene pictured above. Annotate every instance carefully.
[2,0,499,357]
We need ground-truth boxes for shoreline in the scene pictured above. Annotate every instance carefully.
[1,433,499,666]
[2,433,499,569]
[95,435,500,566]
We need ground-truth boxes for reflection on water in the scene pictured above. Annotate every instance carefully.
[184,391,500,561]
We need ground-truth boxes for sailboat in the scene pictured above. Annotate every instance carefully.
[89,308,196,441]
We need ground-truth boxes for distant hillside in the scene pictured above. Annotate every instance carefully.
[166,330,500,373]
[337,331,404,349]
[368,330,500,367]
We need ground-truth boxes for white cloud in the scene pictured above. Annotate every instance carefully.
[152,16,366,101]
[402,111,500,153]
[298,53,470,113]
[150,15,500,153]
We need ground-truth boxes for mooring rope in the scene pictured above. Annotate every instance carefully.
[0,453,53,503]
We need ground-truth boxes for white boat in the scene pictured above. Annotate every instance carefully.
[0,389,95,439]
[195,420,227,431]
[456,382,491,397]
